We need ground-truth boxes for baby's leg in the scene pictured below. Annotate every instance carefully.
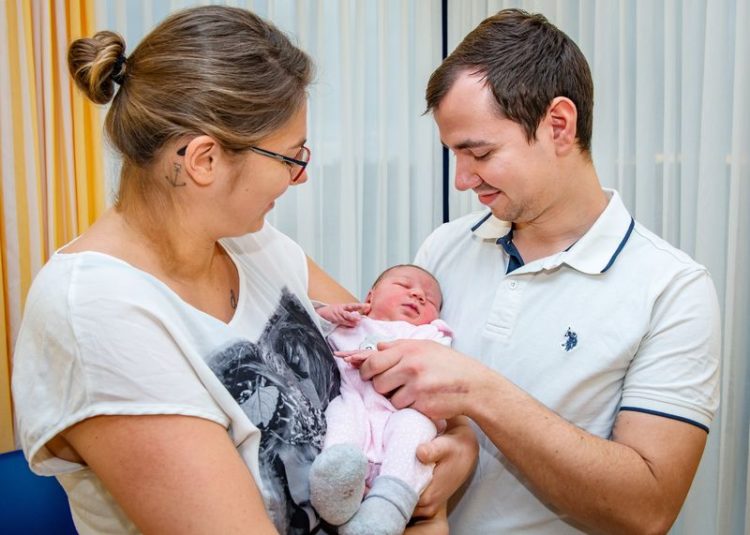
[322,393,368,449]
[339,409,437,535]
[310,395,369,526]
[380,408,437,494]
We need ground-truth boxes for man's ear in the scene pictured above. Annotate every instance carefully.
[181,135,220,186]
[547,96,578,156]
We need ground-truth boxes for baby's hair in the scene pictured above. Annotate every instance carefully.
[371,264,443,310]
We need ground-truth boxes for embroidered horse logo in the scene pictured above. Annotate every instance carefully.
[562,327,578,352]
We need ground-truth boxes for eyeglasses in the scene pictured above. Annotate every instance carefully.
[176,144,311,183]
[248,145,311,183]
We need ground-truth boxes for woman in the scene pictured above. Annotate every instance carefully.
[11,6,475,534]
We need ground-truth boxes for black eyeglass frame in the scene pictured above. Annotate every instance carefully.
[176,144,310,183]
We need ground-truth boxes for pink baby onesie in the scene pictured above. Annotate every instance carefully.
[324,316,453,493]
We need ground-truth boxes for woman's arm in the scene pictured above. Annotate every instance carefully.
[62,414,278,535]
[307,255,357,304]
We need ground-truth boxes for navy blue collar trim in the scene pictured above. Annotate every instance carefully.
[470,212,493,232]
[619,406,709,433]
[600,217,635,273]
[496,228,524,273]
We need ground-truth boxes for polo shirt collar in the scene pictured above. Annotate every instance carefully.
[471,211,511,239]
[469,188,635,275]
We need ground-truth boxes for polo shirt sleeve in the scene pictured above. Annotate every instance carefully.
[619,268,721,432]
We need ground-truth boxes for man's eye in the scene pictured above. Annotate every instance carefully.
[474,151,491,161]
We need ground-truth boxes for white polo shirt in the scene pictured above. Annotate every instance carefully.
[414,189,721,534]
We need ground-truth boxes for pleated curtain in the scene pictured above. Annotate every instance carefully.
[0,0,105,452]
[0,1,747,533]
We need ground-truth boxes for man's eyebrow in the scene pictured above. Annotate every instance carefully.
[442,139,493,151]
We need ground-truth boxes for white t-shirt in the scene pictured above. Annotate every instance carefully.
[415,189,721,534]
[12,223,339,535]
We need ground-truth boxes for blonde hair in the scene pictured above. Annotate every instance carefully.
[68,5,312,214]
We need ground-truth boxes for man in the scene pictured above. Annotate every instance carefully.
[359,9,721,534]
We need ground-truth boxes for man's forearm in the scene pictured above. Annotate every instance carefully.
[467,373,705,535]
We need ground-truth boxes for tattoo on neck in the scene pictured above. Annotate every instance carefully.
[166,162,186,187]
[230,289,237,310]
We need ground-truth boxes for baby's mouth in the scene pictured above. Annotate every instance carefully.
[403,303,419,314]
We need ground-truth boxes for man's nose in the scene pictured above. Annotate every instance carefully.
[454,157,481,191]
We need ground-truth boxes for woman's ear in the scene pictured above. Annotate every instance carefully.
[547,96,578,156]
[181,135,220,186]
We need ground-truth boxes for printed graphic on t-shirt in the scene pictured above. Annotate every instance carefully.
[208,288,340,534]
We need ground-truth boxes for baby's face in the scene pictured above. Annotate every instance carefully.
[366,266,441,325]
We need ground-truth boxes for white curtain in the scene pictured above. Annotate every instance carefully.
[96,0,443,299]
[448,1,749,534]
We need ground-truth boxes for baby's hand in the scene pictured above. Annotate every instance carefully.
[317,302,370,327]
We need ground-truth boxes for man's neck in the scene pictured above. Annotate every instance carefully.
[510,168,608,264]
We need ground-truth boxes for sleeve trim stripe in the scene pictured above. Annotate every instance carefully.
[619,406,709,433]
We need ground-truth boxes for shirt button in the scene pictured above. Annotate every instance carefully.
[508,280,518,289]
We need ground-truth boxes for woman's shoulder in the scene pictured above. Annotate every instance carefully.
[41,249,164,294]
[25,251,134,309]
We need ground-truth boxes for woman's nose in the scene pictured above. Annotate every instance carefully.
[292,169,309,185]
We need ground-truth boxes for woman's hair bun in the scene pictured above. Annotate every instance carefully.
[68,30,127,104]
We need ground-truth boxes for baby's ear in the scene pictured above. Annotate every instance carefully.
[364,291,374,304]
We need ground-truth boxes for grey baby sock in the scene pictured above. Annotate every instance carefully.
[309,443,368,526]
[338,475,418,535]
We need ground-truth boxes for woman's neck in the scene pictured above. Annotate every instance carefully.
[118,204,220,282]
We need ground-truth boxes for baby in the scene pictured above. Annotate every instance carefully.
[311,264,452,535]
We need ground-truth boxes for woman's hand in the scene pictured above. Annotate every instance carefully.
[411,416,478,519]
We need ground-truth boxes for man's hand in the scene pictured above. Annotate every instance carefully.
[334,349,376,368]
[358,339,491,420]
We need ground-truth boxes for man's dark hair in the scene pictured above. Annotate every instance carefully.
[426,8,594,155]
